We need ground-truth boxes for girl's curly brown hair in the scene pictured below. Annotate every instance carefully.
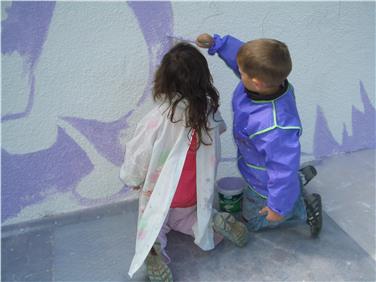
[153,42,220,147]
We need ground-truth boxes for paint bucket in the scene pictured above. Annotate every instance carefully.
[216,177,246,214]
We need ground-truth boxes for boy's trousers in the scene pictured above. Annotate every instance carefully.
[242,186,307,231]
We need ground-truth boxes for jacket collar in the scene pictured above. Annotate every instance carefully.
[245,79,289,101]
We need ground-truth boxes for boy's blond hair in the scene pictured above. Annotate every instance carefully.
[237,39,292,87]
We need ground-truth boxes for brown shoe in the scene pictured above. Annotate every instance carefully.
[213,212,249,247]
[145,243,173,282]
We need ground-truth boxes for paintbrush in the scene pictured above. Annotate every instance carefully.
[166,35,197,45]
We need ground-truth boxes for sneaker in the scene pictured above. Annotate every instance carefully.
[145,243,173,282]
[213,212,249,247]
[299,165,317,186]
[304,193,322,237]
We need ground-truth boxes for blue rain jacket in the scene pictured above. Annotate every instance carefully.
[208,34,302,216]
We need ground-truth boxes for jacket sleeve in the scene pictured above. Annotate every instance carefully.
[120,114,161,187]
[259,128,301,216]
[208,34,244,78]
[213,109,227,135]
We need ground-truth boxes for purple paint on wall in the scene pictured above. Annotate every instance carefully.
[61,2,174,168]
[313,105,341,159]
[313,81,376,159]
[1,2,175,222]
[343,81,376,151]
[128,1,173,106]
[1,127,93,222]
[1,1,55,122]
[61,111,134,166]
[1,1,55,69]
[61,2,174,167]
[2,75,35,122]
[2,1,373,223]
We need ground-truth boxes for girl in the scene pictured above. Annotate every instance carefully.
[120,43,248,281]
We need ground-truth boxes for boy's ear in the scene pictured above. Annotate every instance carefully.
[251,78,263,90]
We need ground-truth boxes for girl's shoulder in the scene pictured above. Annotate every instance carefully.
[141,101,170,118]
[134,105,165,129]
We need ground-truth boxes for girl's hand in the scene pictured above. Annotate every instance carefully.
[196,33,214,48]
[259,206,284,222]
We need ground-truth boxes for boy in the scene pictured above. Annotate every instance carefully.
[196,34,322,237]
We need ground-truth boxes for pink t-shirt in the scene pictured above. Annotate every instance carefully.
[170,132,197,208]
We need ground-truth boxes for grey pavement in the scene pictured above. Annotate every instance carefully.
[2,149,375,281]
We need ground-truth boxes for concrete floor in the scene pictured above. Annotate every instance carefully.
[2,149,375,281]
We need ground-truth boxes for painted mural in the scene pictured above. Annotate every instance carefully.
[1,1,375,224]
[1,1,173,223]
[314,82,376,160]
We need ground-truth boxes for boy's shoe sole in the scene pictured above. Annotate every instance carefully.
[213,212,249,247]
[299,165,317,186]
[146,244,173,282]
[304,193,323,238]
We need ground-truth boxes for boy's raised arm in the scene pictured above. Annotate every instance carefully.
[196,33,244,78]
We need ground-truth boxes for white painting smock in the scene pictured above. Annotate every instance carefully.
[120,100,225,277]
